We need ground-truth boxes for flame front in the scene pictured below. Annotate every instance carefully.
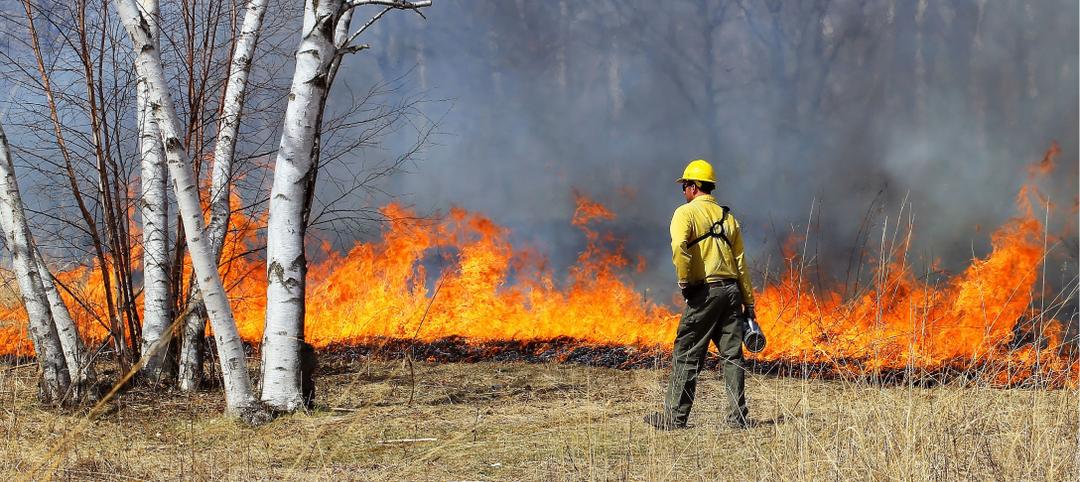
[0,168,1075,388]
[281,195,677,348]
[755,184,1070,385]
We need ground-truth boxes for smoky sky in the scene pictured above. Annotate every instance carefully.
[318,0,1077,300]
[0,0,1075,305]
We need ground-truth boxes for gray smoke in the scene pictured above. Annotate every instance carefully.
[320,0,1078,301]
[1,0,1074,306]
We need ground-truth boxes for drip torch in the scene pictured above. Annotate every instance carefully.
[742,316,766,353]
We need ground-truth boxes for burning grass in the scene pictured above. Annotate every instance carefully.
[1,355,1077,480]
[0,151,1077,396]
[0,165,1075,389]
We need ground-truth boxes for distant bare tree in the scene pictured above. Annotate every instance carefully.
[18,0,99,397]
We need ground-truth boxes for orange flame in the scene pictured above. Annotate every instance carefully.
[1028,140,1060,176]
[0,161,1075,388]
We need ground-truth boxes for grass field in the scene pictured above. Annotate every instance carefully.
[1,356,1077,481]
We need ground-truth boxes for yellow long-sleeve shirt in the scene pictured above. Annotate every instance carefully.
[670,194,755,306]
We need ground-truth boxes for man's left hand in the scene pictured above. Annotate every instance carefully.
[679,283,693,300]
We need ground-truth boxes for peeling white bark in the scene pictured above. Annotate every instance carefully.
[33,246,95,397]
[208,0,268,256]
[261,0,431,412]
[134,0,173,384]
[0,121,70,404]
[261,0,347,412]
[178,0,269,393]
[115,0,256,415]
[176,303,205,392]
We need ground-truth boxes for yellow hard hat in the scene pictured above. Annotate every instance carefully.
[676,159,716,184]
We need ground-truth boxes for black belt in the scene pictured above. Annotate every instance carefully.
[689,278,737,288]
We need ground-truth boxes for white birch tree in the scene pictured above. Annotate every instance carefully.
[33,247,96,399]
[114,0,258,416]
[0,121,71,404]
[133,0,173,384]
[178,0,270,392]
[260,0,431,411]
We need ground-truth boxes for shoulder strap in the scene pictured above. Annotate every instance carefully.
[687,206,732,248]
[717,206,733,247]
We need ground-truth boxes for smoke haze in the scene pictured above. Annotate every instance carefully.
[321,0,1077,300]
[0,0,1075,304]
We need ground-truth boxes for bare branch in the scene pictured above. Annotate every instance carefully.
[341,6,392,52]
[347,0,432,9]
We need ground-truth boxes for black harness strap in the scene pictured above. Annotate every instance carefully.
[687,206,732,248]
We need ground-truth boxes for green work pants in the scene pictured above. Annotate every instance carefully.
[663,281,747,426]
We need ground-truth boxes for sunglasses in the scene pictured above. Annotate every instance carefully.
[681,182,698,191]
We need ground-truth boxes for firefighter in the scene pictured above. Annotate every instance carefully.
[644,159,756,430]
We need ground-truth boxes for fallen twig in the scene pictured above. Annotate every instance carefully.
[331,407,361,412]
[377,438,437,444]
[1,363,34,371]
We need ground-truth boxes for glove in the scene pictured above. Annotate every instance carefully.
[679,282,693,301]
[744,304,756,320]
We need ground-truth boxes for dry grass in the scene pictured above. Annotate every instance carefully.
[0,357,1076,481]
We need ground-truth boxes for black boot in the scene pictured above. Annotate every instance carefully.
[725,412,752,430]
[643,412,686,431]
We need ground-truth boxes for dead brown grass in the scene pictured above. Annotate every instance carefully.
[0,357,1076,481]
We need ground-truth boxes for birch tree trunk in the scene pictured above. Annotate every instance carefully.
[175,302,205,391]
[0,121,71,404]
[260,0,431,412]
[261,0,347,412]
[115,0,257,416]
[178,0,270,392]
[33,247,96,399]
[133,0,174,384]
